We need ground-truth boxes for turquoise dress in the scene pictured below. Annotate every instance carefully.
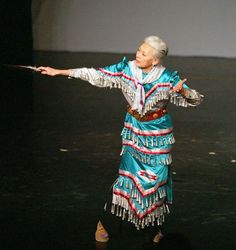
[69,57,203,230]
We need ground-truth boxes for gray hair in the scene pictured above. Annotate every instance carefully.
[144,35,168,59]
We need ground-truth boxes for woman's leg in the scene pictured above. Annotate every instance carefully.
[95,179,122,242]
[98,180,123,235]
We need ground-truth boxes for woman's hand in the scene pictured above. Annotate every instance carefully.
[37,66,60,76]
[172,78,187,93]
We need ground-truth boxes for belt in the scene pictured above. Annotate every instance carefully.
[127,105,167,122]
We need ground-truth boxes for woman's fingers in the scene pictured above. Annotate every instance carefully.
[36,66,57,76]
[172,78,187,92]
[180,78,187,85]
[37,66,49,74]
[37,66,47,71]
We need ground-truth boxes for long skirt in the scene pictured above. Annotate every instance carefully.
[103,111,174,230]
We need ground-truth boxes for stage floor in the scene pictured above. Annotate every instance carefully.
[0,52,236,249]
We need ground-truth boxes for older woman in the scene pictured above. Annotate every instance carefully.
[38,35,203,244]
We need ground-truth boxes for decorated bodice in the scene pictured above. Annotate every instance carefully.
[69,57,203,116]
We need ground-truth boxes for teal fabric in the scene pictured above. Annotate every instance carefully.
[100,58,189,228]
[117,111,174,205]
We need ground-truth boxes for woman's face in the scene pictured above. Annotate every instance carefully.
[135,43,159,72]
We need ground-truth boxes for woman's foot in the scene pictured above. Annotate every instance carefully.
[95,221,109,243]
[153,230,164,244]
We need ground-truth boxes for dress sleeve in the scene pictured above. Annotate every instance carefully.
[68,57,129,89]
[169,71,204,107]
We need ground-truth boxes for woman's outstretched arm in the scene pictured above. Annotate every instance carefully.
[36,62,135,102]
[37,65,127,89]
[37,67,70,76]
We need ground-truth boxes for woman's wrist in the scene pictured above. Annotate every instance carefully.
[180,88,186,96]
[57,69,71,76]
